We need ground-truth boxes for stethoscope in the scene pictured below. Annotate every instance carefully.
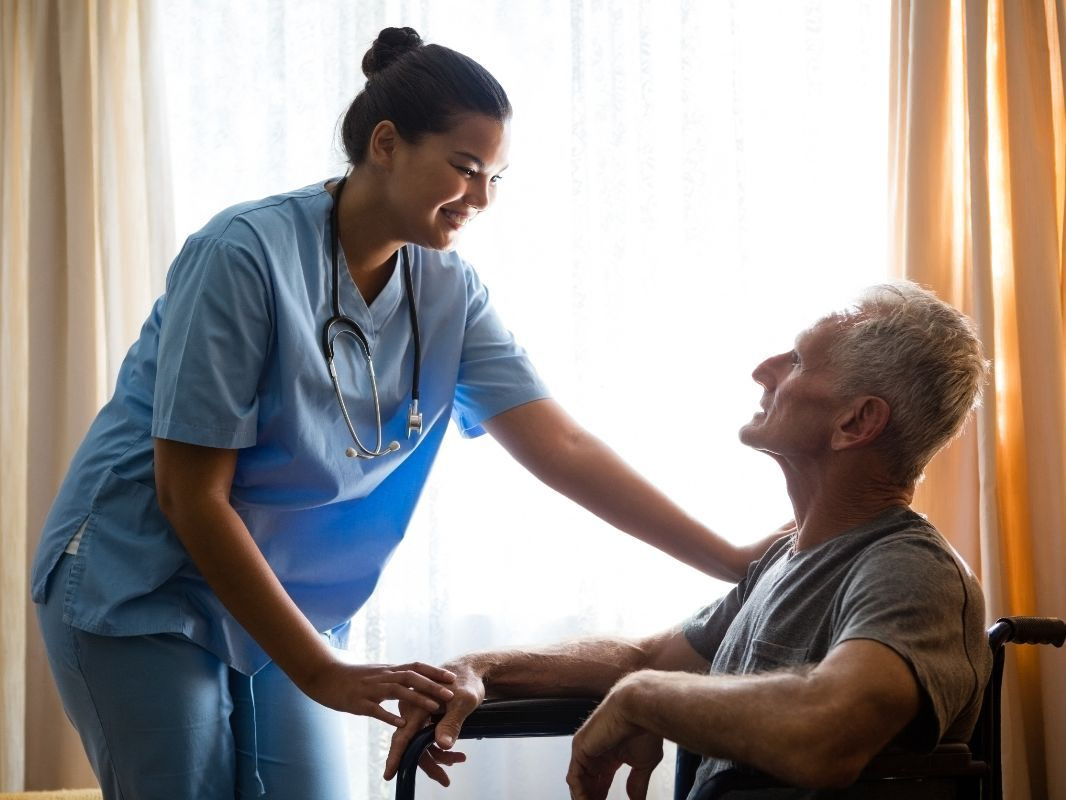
[322,176,422,459]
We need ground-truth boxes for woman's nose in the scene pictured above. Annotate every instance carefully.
[464,177,491,211]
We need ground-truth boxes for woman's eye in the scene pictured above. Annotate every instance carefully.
[454,165,476,178]
[790,351,801,366]
[490,174,503,185]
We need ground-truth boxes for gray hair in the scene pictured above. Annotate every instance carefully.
[823,281,988,486]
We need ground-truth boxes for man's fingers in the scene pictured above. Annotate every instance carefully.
[566,748,614,800]
[434,696,479,748]
[416,745,468,787]
[427,744,467,766]
[415,749,449,787]
[626,766,653,800]
[384,708,432,779]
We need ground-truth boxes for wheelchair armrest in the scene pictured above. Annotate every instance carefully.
[691,742,989,799]
[860,741,988,779]
[393,697,601,800]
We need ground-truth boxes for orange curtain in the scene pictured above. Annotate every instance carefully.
[890,1,1066,797]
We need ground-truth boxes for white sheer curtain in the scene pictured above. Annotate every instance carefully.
[160,2,889,797]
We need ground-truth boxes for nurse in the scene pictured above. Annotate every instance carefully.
[32,26,775,800]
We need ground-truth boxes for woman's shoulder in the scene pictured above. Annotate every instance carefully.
[187,180,332,249]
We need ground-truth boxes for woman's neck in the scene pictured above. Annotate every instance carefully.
[331,172,402,303]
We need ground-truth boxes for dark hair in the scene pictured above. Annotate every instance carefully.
[341,27,512,165]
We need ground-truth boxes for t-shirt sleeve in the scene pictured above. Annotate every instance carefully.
[833,536,989,750]
[450,265,550,437]
[152,234,273,448]
[682,592,740,663]
[682,538,793,662]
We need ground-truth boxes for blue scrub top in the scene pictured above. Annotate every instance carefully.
[30,180,549,675]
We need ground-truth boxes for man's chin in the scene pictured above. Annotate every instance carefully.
[738,419,763,447]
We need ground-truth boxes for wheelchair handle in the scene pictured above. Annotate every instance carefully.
[989,616,1066,649]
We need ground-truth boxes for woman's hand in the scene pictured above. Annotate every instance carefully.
[301,658,456,727]
[383,659,487,785]
[729,521,796,579]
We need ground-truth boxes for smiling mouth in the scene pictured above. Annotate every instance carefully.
[442,209,475,229]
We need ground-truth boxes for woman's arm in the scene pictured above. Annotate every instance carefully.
[153,438,455,723]
[483,398,774,581]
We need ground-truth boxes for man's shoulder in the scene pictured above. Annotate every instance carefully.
[851,508,974,579]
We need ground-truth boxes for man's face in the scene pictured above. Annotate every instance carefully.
[739,318,848,459]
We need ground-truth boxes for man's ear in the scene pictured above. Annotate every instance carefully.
[831,396,890,451]
[367,120,400,168]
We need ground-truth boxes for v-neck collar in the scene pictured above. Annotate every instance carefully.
[334,245,405,335]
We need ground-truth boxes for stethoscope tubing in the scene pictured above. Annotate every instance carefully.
[324,176,422,458]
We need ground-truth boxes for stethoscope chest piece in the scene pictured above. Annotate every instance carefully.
[406,399,423,439]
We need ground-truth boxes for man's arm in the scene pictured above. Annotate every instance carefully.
[383,625,709,784]
[568,638,921,799]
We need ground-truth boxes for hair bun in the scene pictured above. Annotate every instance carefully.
[362,27,423,77]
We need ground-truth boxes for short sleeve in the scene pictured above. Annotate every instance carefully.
[833,537,990,749]
[451,266,549,436]
[682,595,738,663]
[682,538,792,662]
[153,235,273,448]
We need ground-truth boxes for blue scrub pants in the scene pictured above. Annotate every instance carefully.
[37,555,352,800]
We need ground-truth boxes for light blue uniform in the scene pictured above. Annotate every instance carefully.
[32,180,549,798]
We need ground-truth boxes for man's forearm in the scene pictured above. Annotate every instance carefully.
[618,669,837,784]
[461,637,654,698]
[610,644,918,790]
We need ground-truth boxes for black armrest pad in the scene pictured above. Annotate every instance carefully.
[444,697,602,739]
[394,697,601,799]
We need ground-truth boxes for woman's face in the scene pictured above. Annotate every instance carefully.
[386,112,511,251]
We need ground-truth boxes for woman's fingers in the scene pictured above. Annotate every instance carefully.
[362,702,406,727]
[372,665,456,704]
[349,665,454,708]
[398,661,457,683]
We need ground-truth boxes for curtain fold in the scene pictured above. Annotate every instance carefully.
[1,1,33,790]
[890,1,1066,798]
[0,0,172,790]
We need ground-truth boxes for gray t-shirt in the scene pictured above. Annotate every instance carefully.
[682,506,991,799]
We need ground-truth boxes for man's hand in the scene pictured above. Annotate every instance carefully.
[384,659,487,785]
[567,676,663,800]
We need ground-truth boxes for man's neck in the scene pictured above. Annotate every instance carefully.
[782,459,913,552]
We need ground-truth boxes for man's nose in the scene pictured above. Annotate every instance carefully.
[751,352,786,389]
[751,360,773,390]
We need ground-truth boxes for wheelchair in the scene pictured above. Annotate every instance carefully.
[394,616,1065,799]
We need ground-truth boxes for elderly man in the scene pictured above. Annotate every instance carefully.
[385,282,992,799]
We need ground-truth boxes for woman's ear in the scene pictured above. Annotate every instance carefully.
[367,120,399,168]
[831,395,891,451]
